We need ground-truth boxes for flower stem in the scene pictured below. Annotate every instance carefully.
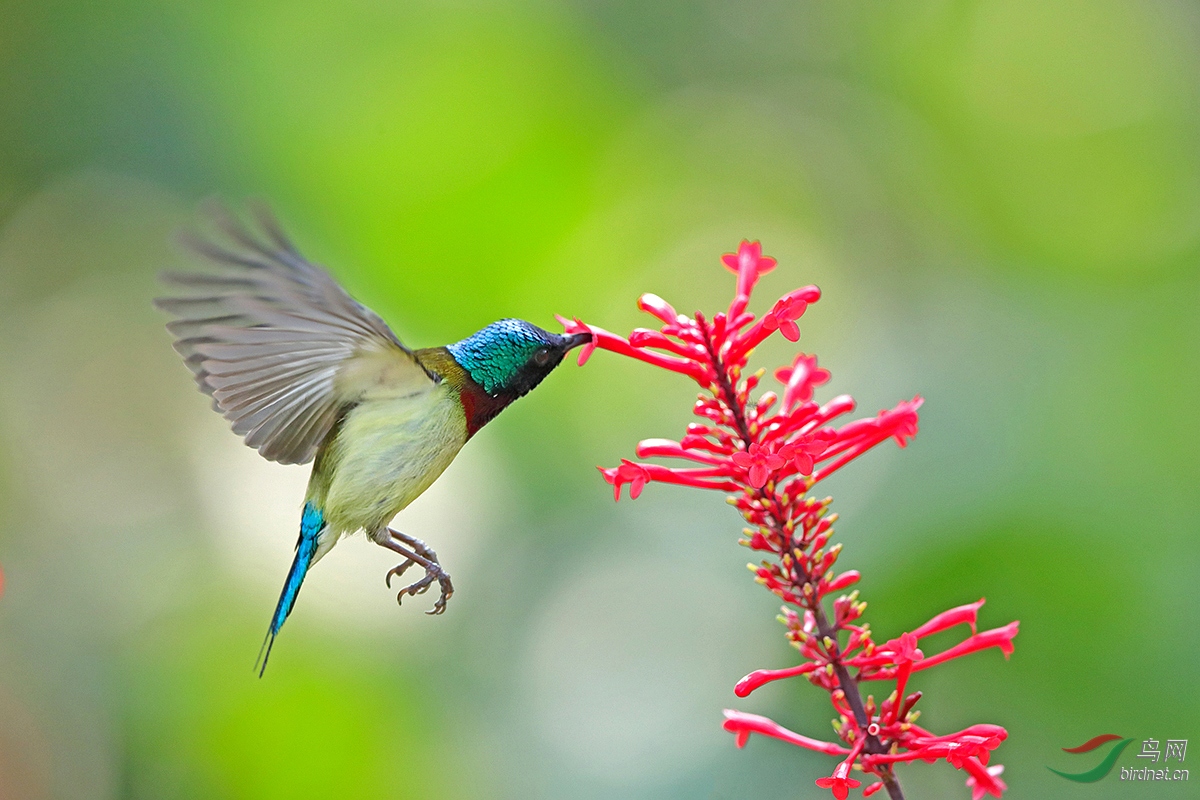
[697,316,754,445]
[810,601,905,800]
[698,317,905,800]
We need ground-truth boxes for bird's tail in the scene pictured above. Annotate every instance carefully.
[256,503,325,677]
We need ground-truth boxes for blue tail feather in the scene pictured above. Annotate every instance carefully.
[256,503,324,677]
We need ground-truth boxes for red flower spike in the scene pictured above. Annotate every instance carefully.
[569,240,1015,800]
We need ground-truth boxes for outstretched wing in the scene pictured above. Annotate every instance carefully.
[156,203,435,465]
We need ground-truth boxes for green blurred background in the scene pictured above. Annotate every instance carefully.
[1,1,1197,798]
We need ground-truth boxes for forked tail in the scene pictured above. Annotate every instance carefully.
[256,503,325,677]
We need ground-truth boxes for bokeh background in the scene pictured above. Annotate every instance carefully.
[1,1,1198,798]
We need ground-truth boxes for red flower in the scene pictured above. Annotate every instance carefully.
[636,292,679,324]
[556,316,598,366]
[734,662,818,697]
[779,429,836,475]
[565,240,1016,800]
[722,239,777,304]
[911,599,985,638]
[877,398,923,447]
[762,294,808,341]
[604,460,650,501]
[815,748,864,800]
[722,709,850,756]
[814,773,862,800]
[965,762,1007,800]
[774,353,831,407]
[887,631,924,664]
[731,443,786,487]
[911,622,1019,673]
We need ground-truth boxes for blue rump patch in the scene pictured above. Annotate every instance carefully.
[300,502,324,540]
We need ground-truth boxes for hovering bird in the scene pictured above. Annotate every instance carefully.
[155,205,590,674]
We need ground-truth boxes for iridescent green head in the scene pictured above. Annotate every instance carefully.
[446,319,591,397]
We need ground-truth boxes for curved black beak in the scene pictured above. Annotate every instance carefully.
[561,331,593,351]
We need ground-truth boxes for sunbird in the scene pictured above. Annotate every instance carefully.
[155,205,590,673]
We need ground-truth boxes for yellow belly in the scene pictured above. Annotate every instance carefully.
[308,382,468,544]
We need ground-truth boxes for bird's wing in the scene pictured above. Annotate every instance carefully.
[155,203,435,465]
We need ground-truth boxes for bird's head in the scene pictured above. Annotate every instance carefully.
[446,319,592,398]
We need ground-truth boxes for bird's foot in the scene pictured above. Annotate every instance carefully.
[387,562,454,615]
[382,528,454,615]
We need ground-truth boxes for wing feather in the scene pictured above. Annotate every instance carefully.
[156,203,435,465]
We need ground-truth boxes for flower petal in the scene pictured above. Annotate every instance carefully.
[749,463,768,487]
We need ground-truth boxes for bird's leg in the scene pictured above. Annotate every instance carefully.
[380,528,453,615]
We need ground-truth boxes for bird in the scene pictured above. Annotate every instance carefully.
[154,204,591,674]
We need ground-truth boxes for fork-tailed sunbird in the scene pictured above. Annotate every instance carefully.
[155,206,590,674]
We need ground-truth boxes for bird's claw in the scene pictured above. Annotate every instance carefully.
[385,539,453,615]
[385,560,415,586]
[390,563,453,615]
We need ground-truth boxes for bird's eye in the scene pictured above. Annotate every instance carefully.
[533,347,552,366]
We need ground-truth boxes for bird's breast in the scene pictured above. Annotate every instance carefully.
[313,383,468,536]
